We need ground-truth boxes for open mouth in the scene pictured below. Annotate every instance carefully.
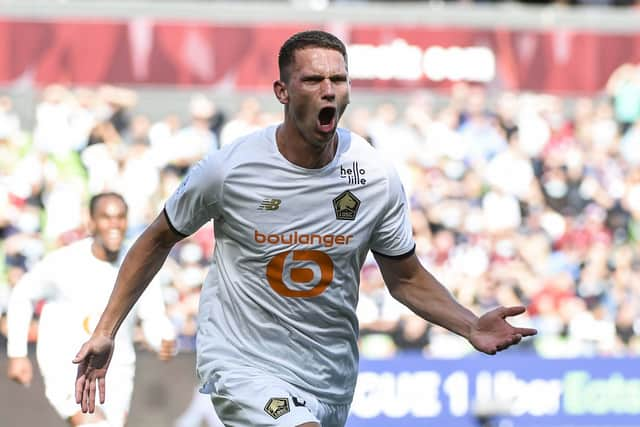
[317,107,336,132]
[104,229,124,245]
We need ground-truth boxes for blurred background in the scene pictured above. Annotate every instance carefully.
[1,1,640,426]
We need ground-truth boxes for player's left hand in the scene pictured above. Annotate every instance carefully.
[158,338,176,361]
[73,334,114,413]
[468,306,537,355]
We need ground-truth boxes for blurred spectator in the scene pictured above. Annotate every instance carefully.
[32,85,79,155]
[170,94,218,175]
[0,96,21,146]
[357,260,404,358]
[342,106,374,145]
[620,118,640,166]
[148,114,182,169]
[165,240,208,352]
[606,62,640,134]
[219,97,263,147]
[458,85,507,168]
[484,129,536,202]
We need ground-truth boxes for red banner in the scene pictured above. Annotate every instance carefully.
[1,18,639,94]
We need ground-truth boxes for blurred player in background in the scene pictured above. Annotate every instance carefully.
[6,192,176,427]
[73,31,536,427]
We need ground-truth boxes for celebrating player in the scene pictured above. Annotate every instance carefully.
[73,31,536,427]
[7,192,175,427]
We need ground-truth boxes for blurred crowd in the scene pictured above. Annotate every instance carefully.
[1,62,640,359]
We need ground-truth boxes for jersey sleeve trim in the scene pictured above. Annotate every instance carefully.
[371,244,416,260]
[163,207,189,238]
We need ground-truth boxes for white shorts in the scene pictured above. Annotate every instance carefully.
[40,362,134,427]
[206,369,350,427]
[36,305,134,426]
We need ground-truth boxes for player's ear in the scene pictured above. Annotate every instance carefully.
[273,80,288,105]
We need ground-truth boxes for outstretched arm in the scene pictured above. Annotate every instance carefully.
[374,252,537,355]
[74,210,184,413]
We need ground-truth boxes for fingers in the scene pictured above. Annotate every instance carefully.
[75,359,87,404]
[515,327,538,337]
[73,339,113,413]
[159,339,177,361]
[98,377,106,404]
[75,376,85,406]
[499,307,537,337]
[77,364,96,413]
[82,378,90,413]
[499,334,523,351]
[8,368,21,384]
[500,306,526,318]
[509,334,522,346]
[81,377,96,413]
[89,375,97,413]
[482,334,524,355]
[73,344,88,364]
[9,371,31,386]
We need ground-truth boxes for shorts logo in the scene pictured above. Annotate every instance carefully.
[258,198,282,211]
[264,397,290,419]
[333,190,360,221]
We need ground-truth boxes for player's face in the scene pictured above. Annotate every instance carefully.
[89,197,128,257]
[283,47,350,147]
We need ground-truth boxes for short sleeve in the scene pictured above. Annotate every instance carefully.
[369,163,415,257]
[164,150,224,236]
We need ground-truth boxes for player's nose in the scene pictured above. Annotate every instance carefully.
[320,79,335,99]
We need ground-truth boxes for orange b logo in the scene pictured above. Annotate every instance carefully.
[266,250,334,298]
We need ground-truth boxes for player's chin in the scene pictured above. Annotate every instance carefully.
[104,239,124,253]
[313,124,337,142]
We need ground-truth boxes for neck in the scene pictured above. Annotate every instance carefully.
[276,123,337,169]
[91,240,119,263]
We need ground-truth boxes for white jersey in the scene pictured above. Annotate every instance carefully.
[6,238,174,368]
[165,125,414,404]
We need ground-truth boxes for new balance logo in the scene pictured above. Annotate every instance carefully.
[292,397,306,407]
[340,162,366,185]
[258,198,282,211]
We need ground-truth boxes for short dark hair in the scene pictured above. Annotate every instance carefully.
[89,192,128,218]
[278,30,348,82]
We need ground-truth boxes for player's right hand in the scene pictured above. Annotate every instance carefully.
[73,334,114,414]
[7,357,33,386]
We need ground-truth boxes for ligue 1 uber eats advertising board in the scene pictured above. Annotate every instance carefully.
[347,355,640,427]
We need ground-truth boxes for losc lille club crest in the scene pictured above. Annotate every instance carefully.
[264,397,290,419]
[333,190,360,221]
